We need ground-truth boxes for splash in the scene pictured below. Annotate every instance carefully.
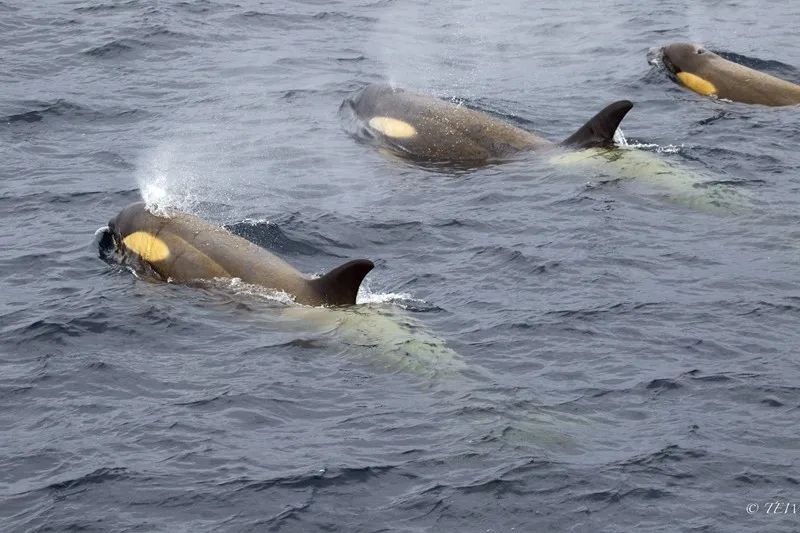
[240,217,271,225]
[136,142,204,214]
[356,279,438,311]
[626,142,684,154]
[134,139,245,218]
[222,277,298,306]
[615,127,685,154]
[358,291,417,305]
[370,1,491,98]
[613,127,628,147]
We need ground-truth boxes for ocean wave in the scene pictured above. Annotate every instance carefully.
[2,100,143,125]
[83,38,146,58]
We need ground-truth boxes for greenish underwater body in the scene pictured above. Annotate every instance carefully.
[550,145,749,213]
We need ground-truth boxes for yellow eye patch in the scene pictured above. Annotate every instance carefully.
[122,231,170,262]
[368,116,417,138]
[676,72,718,96]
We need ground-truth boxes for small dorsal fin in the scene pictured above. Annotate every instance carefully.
[310,259,374,306]
[560,100,634,149]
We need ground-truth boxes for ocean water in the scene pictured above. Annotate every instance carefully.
[2,1,800,531]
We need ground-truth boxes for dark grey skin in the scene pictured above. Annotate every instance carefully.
[661,42,800,106]
[107,202,374,306]
[344,84,633,164]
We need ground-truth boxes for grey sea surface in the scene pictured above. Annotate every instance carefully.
[2,1,800,531]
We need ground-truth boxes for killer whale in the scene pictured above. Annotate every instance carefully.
[105,202,373,306]
[660,42,800,106]
[342,83,633,164]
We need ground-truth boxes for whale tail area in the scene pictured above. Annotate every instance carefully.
[560,100,634,149]
[310,259,375,306]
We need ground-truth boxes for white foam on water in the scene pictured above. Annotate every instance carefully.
[355,278,430,308]
[615,128,684,154]
[218,277,297,306]
[626,142,684,154]
[358,291,418,305]
[240,217,271,226]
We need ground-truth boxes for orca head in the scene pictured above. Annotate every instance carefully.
[99,203,142,263]
[662,42,710,76]
[661,43,719,97]
[102,202,172,266]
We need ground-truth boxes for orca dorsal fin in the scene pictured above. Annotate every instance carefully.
[310,259,374,306]
[560,100,634,149]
